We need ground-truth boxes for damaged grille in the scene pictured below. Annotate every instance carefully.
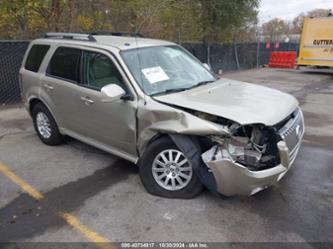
[278,108,304,164]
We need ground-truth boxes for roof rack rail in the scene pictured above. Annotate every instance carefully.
[44,32,96,42]
[89,31,144,37]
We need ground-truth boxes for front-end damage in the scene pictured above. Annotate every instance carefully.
[138,97,305,196]
[137,98,230,155]
[201,109,305,196]
[202,140,290,196]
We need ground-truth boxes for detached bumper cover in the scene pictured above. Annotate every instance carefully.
[202,141,296,196]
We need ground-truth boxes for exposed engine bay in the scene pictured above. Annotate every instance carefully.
[219,124,280,170]
[192,111,282,171]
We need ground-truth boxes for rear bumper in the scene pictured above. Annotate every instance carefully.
[202,141,298,196]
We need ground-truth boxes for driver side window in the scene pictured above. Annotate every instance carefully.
[81,51,123,90]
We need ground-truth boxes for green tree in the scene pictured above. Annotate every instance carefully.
[0,0,260,42]
[198,0,260,44]
[0,0,31,39]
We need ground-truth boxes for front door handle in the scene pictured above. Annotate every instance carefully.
[43,84,54,91]
[80,96,94,105]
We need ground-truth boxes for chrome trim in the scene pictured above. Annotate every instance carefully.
[278,109,305,165]
[44,32,96,42]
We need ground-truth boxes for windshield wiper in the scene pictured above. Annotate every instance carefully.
[191,80,215,88]
[151,80,216,97]
[151,87,190,96]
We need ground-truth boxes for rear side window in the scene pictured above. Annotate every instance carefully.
[25,45,50,72]
[48,47,81,82]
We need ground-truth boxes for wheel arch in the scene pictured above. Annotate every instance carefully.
[166,133,218,193]
[140,132,218,194]
[28,98,43,116]
[28,97,61,130]
[142,132,212,156]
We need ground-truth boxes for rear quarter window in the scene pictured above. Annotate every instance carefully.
[25,45,50,72]
[47,47,81,82]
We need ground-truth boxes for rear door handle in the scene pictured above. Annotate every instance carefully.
[80,96,94,105]
[43,84,54,91]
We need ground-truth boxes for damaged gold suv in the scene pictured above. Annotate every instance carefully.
[20,33,304,198]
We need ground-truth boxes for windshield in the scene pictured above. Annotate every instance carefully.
[121,45,216,96]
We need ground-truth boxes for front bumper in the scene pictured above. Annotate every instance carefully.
[202,141,297,196]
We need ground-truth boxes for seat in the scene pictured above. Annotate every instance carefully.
[88,55,121,89]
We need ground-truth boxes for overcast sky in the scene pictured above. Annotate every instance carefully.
[259,0,333,23]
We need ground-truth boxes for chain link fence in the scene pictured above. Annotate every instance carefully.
[0,41,29,106]
[0,40,299,106]
[182,42,300,72]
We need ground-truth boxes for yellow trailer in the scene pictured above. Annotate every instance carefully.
[298,17,333,68]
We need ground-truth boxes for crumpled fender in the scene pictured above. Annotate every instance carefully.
[137,98,229,155]
[137,98,227,192]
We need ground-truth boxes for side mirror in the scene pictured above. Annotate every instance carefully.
[203,63,212,71]
[101,84,126,102]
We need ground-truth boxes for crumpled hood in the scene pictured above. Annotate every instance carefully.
[154,78,298,126]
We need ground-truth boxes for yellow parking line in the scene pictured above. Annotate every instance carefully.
[59,212,115,249]
[0,162,44,200]
[0,161,115,249]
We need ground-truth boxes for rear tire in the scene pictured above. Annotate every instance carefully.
[139,136,203,199]
[32,103,65,146]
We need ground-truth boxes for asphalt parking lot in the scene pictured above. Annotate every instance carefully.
[0,68,332,243]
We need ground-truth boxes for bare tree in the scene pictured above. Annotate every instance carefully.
[291,8,331,34]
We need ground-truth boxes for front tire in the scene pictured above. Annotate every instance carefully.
[139,137,203,198]
[32,103,64,146]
